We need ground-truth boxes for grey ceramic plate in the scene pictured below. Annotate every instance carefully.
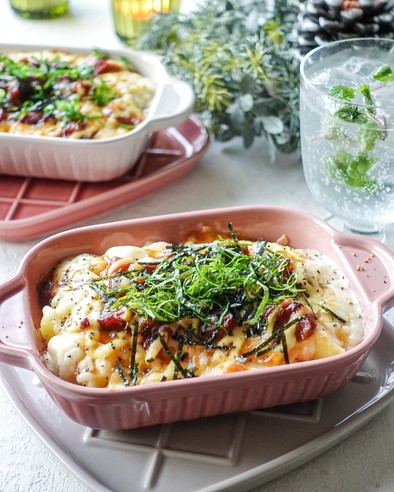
[0,314,393,492]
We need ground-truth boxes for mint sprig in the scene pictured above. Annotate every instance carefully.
[324,67,393,193]
[324,150,379,193]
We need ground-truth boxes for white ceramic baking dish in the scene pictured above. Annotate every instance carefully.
[0,206,393,430]
[0,43,195,182]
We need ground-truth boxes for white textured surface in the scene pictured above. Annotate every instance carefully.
[0,395,88,492]
[0,1,393,491]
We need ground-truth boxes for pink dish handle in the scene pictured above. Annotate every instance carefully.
[332,233,394,312]
[0,274,35,370]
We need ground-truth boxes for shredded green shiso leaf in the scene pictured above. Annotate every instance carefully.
[92,227,306,386]
[94,235,301,334]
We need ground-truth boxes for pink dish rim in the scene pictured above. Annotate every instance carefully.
[0,116,209,241]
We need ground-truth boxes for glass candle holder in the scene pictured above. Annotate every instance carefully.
[111,0,180,45]
[9,0,68,19]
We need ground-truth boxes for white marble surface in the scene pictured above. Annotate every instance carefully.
[0,1,393,491]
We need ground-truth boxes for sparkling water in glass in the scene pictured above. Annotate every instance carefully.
[300,38,394,242]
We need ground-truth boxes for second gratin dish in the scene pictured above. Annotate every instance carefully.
[0,44,195,182]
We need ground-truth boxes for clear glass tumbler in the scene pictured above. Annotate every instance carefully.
[9,0,68,18]
[300,38,394,242]
[111,0,180,45]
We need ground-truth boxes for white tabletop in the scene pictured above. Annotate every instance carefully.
[0,1,393,491]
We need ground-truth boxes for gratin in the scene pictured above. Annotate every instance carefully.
[0,48,155,139]
[39,227,364,388]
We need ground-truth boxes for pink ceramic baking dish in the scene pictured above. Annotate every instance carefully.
[0,206,393,431]
[0,44,194,182]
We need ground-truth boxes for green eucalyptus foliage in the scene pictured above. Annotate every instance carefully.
[135,0,301,153]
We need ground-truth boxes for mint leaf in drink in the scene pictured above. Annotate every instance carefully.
[334,105,369,124]
[333,84,376,124]
[360,84,374,108]
[326,79,386,188]
[329,85,356,100]
[358,121,384,152]
[373,64,394,83]
[324,150,379,193]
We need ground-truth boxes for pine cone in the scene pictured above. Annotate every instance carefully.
[292,0,394,58]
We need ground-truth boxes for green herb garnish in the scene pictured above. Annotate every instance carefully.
[92,79,114,106]
[117,122,136,131]
[52,98,85,122]
[106,238,300,327]
[91,226,306,383]
[0,49,129,128]
[0,55,42,79]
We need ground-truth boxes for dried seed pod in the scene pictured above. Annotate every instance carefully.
[292,0,394,58]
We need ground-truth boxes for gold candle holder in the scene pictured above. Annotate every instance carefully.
[9,0,68,19]
[111,0,180,45]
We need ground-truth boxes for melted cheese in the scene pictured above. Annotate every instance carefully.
[40,238,364,388]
